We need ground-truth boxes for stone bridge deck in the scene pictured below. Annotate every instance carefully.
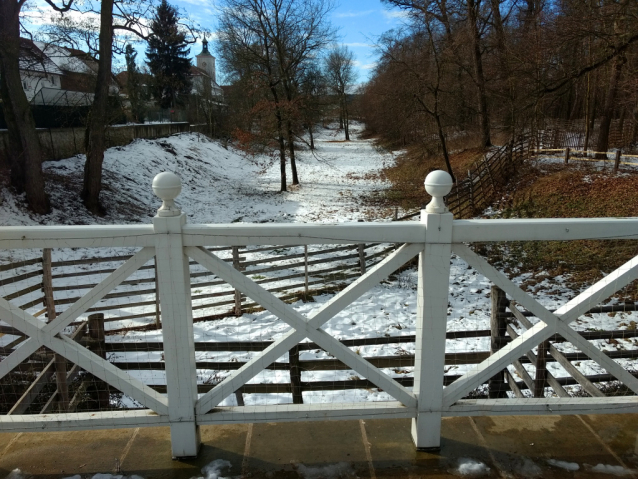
[0,414,636,478]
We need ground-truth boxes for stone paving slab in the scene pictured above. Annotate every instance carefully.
[0,415,636,479]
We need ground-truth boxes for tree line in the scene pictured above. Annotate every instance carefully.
[217,0,356,192]
[362,0,638,174]
[0,0,197,215]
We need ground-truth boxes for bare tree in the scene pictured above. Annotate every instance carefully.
[218,0,335,191]
[0,0,75,214]
[325,45,356,141]
[42,0,198,214]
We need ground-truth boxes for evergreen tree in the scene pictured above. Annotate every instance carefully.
[146,0,192,109]
[125,44,147,122]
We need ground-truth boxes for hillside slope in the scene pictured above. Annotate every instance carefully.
[0,123,395,227]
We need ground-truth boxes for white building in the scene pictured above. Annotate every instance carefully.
[191,38,223,99]
[20,40,118,108]
[19,39,63,103]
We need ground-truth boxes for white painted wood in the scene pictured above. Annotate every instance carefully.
[188,246,417,414]
[412,211,453,450]
[446,397,638,416]
[305,243,422,328]
[0,248,156,380]
[153,213,201,458]
[191,244,421,413]
[197,402,416,424]
[445,245,638,405]
[0,410,170,432]
[182,223,425,246]
[0,225,155,249]
[452,218,638,243]
[0,299,169,414]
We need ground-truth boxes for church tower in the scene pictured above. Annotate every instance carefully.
[196,37,216,83]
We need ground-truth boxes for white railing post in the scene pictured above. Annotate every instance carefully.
[412,170,454,450]
[152,172,201,458]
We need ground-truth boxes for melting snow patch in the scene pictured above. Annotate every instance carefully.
[456,458,490,476]
[4,470,25,479]
[591,464,635,476]
[547,459,579,471]
[296,462,356,479]
[199,459,233,479]
[514,458,542,478]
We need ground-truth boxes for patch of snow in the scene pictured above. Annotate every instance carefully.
[547,459,579,471]
[514,458,542,477]
[456,458,490,476]
[4,470,25,479]
[296,462,356,479]
[591,464,635,476]
[199,459,233,479]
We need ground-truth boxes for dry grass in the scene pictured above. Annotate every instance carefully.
[367,143,488,211]
[491,160,638,293]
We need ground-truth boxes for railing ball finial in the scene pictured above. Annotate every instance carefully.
[152,172,182,217]
[424,170,453,214]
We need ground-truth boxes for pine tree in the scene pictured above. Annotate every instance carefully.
[146,0,192,110]
[125,44,147,122]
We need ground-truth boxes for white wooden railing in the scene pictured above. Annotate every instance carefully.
[1,170,637,458]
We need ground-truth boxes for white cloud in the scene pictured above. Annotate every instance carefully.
[335,10,374,18]
[353,60,377,70]
[343,42,373,48]
[382,10,410,20]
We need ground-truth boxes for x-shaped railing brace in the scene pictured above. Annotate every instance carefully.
[188,244,422,415]
[0,248,168,415]
[444,245,638,407]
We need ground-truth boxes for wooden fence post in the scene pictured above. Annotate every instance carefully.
[534,340,549,397]
[289,345,303,404]
[358,244,366,275]
[564,147,570,164]
[412,171,453,451]
[614,149,621,173]
[489,286,508,398]
[88,313,109,410]
[233,246,242,316]
[152,172,200,458]
[42,248,70,412]
[467,170,474,213]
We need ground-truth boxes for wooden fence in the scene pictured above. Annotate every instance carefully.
[1,242,393,334]
[397,132,535,221]
[535,118,638,153]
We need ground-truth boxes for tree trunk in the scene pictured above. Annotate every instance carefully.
[308,125,315,150]
[343,95,350,141]
[490,0,515,132]
[0,1,50,214]
[81,0,114,215]
[467,0,491,148]
[435,114,455,183]
[595,56,625,159]
[286,120,299,185]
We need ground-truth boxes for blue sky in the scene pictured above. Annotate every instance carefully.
[25,0,407,84]
[172,0,407,83]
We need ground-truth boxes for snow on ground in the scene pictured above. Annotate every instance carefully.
[455,458,490,476]
[0,122,393,227]
[1,122,637,406]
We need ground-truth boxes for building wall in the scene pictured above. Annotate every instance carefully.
[20,71,61,101]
